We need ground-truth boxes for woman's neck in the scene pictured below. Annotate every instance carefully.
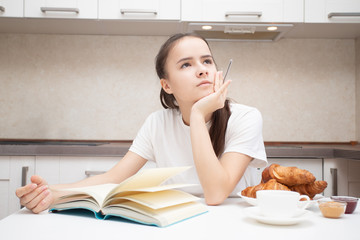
[179,104,212,126]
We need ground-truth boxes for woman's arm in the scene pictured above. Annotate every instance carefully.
[16,151,147,213]
[190,72,252,205]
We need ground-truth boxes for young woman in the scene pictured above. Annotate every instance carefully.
[16,33,267,213]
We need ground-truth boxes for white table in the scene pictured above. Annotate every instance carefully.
[1,198,359,240]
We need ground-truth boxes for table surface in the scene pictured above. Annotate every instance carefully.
[1,198,359,240]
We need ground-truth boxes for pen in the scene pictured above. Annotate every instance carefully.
[223,59,233,82]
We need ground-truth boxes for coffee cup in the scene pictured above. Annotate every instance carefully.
[256,190,311,218]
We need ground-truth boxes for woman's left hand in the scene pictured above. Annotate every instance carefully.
[191,71,231,119]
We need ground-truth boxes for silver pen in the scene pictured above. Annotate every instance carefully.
[223,59,233,82]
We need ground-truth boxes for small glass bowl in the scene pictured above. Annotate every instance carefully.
[318,199,347,218]
[331,196,358,214]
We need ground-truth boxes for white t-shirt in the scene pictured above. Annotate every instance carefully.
[129,103,267,197]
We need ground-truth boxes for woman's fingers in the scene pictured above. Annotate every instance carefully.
[26,187,51,213]
[32,193,52,214]
[15,183,37,198]
[19,184,49,207]
[214,71,223,92]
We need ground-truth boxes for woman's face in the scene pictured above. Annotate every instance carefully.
[161,36,217,107]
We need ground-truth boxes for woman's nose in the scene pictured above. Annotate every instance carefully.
[196,65,209,78]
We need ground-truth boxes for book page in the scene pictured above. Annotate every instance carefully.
[54,183,118,206]
[106,189,200,209]
[102,200,207,227]
[109,166,191,195]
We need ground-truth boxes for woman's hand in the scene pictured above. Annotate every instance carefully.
[192,71,231,119]
[15,175,54,213]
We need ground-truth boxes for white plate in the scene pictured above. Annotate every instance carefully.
[237,192,318,209]
[243,207,311,225]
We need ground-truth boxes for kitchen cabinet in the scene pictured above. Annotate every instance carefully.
[0,0,23,17]
[99,0,180,20]
[305,0,360,23]
[36,156,120,185]
[348,160,360,197]
[323,158,360,197]
[0,156,35,220]
[181,0,304,23]
[24,0,97,19]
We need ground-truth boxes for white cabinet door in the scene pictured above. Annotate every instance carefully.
[347,160,360,197]
[323,158,348,197]
[266,158,323,182]
[8,156,35,217]
[99,0,180,20]
[58,156,120,184]
[35,156,61,185]
[0,0,23,17]
[305,0,360,23]
[182,0,303,22]
[0,156,10,220]
[25,0,97,19]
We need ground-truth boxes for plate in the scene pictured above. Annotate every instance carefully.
[237,192,318,209]
[243,207,311,225]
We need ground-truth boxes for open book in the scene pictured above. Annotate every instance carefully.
[49,167,207,227]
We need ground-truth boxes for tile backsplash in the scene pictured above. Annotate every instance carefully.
[0,34,357,142]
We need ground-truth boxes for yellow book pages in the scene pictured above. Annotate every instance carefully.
[105,189,199,209]
[111,166,191,192]
[53,183,117,207]
[102,200,207,227]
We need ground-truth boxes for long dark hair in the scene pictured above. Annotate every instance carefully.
[155,33,231,157]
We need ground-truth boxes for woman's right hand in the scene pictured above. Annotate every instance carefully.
[15,175,54,213]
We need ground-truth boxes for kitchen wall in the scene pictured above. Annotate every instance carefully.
[0,33,357,142]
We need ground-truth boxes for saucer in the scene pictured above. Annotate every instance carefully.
[237,192,317,209]
[243,207,311,225]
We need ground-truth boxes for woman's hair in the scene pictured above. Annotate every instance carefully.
[155,33,231,157]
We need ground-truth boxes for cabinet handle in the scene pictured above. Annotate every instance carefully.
[21,166,29,187]
[0,6,5,12]
[328,12,360,18]
[85,170,106,177]
[20,166,29,208]
[120,9,157,15]
[40,7,79,14]
[330,168,338,196]
[225,11,262,18]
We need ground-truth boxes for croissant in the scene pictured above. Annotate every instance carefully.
[262,164,316,186]
[241,179,290,198]
[290,181,328,199]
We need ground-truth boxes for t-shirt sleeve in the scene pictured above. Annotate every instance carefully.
[129,113,156,162]
[224,107,267,168]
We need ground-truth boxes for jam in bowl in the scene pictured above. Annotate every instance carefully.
[330,196,358,214]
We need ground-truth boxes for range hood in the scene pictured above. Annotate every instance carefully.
[185,23,294,42]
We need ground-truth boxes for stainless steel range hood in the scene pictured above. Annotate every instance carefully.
[185,23,294,42]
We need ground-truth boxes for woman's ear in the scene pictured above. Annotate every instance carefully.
[160,78,173,94]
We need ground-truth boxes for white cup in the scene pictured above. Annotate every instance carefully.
[256,190,311,218]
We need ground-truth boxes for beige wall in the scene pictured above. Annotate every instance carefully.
[0,34,356,142]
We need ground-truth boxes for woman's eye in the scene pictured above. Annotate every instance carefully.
[181,63,191,68]
[204,59,213,64]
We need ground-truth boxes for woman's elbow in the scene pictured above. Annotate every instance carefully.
[204,193,228,206]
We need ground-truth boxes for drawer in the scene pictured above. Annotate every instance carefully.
[99,0,180,20]
[25,0,97,19]
[0,0,23,17]
[305,0,360,23]
[182,0,303,22]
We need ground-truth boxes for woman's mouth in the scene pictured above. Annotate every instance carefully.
[197,80,212,87]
